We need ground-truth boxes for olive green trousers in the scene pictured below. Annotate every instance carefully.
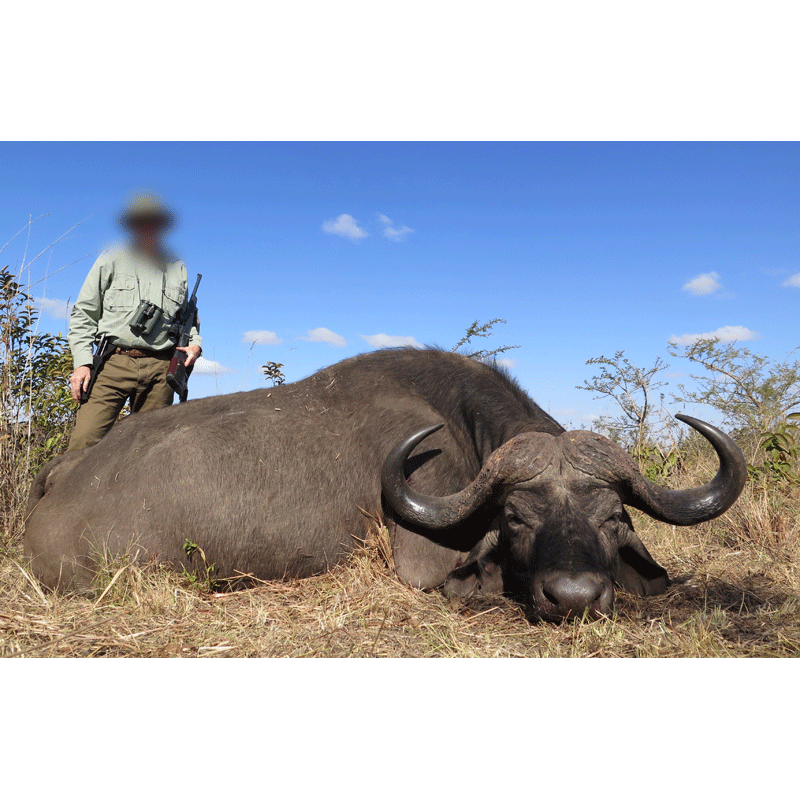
[67,352,174,451]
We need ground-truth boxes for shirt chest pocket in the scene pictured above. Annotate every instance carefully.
[162,282,186,321]
[104,278,137,311]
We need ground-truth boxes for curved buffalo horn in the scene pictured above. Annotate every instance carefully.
[620,414,748,525]
[381,425,452,528]
[381,424,497,530]
[381,424,552,530]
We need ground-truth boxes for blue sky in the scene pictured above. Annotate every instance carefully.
[2,141,798,429]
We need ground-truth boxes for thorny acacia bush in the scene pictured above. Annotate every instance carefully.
[668,339,800,458]
[581,344,800,491]
[577,350,679,482]
[452,318,520,361]
[2,305,800,656]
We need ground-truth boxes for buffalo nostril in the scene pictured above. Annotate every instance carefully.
[542,586,560,606]
[538,573,611,618]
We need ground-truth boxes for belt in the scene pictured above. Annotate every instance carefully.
[114,346,175,359]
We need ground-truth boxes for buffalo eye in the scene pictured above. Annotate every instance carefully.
[505,511,527,531]
[602,511,626,533]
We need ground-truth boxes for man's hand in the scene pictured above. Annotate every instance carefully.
[176,345,202,368]
[70,365,92,404]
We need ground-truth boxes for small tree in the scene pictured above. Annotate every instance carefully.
[668,338,800,454]
[453,318,520,361]
[577,351,672,452]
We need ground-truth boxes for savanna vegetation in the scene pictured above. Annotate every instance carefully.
[1,264,799,657]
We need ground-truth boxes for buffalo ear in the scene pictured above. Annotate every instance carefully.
[615,536,669,597]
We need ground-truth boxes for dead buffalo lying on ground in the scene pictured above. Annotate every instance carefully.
[24,348,747,622]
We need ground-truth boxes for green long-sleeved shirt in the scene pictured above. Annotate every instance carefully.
[68,245,202,368]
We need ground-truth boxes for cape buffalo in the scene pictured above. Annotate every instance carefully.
[24,348,747,622]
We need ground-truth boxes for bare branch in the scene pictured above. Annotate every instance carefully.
[453,319,520,361]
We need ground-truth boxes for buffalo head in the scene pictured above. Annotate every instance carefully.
[381,415,746,622]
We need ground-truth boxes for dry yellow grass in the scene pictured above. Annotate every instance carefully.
[2,495,799,657]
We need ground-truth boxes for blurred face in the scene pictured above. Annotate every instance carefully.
[131,217,166,253]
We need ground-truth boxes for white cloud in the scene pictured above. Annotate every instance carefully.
[361,333,422,349]
[682,271,722,296]
[782,273,800,288]
[243,330,283,345]
[495,357,517,369]
[322,213,368,241]
[378,213,414,242]
[300,327,347,347]
[38,296,71,320]
[193,357,235,375]
[668,325,759,346]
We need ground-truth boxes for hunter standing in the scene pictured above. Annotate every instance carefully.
[67,193,202,451]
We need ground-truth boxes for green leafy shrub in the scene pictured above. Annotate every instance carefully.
[1,265,74,541]
[748,413,800,491]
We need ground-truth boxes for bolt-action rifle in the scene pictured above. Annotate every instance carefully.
[80,334,115,404]
[166,273,202,403]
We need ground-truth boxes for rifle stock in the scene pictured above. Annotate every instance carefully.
[166,352,191,402]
